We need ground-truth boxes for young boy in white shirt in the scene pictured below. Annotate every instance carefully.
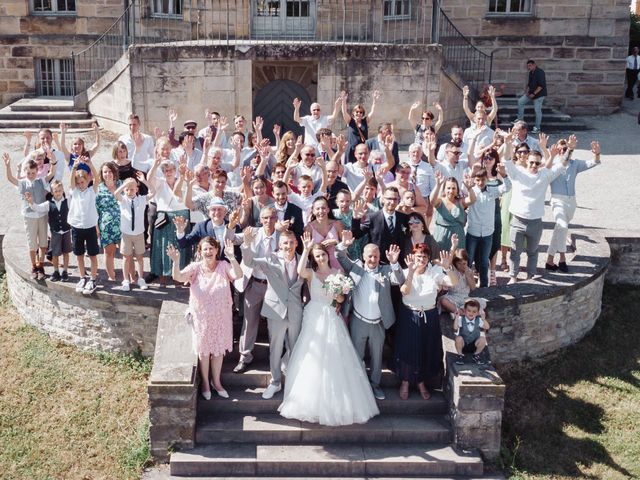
[114,174,156,291]
[454,299,490,365]
[68,156,100,294]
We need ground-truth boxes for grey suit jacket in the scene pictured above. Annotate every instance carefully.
[336,246,405,329]
[241,244,304,324]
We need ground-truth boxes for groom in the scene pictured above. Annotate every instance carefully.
[241,229,305,399]
[336,231,404,400]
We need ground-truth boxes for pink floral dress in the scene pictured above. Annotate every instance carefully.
[182,261,233,356]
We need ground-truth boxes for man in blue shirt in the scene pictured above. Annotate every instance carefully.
[545,137,601,272]
[516,60,547,134]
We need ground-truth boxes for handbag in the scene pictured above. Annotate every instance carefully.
[154,211,169,229]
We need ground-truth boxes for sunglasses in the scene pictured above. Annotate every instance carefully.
[528,161,541,166]
[516,150,530,154]
[450,151,462,155]
[312,109,320,112]
[408,219,423,225]
[483,156,496,161]
[304,153,315,157]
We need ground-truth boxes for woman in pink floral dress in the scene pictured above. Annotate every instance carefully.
[167,237,242,400]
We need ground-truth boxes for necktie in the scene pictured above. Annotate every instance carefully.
[635,56,638,70]
[131,198,136,231]
[387,215,395,232]
[265,237,273,256]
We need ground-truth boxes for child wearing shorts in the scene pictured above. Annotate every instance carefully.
[114,173,155,291]
[454,298,490,365]
[3,154,57,280]
[68,156,99,294]
[27,180,72,282]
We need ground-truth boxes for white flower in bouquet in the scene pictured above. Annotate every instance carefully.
[322,273,355,306]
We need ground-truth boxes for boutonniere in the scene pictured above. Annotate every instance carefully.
[401,225,407,234]
[374,273,385,283]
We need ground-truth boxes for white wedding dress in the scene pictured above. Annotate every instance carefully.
[278,272,380,426]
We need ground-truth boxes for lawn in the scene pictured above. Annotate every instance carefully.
[500,284,640,479]
[0,276,151,480]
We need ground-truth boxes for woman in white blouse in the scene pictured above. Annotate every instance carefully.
[390,244,456,401]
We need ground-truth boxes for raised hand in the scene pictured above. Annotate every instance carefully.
[23,131,32,142]
[497,163,507,178]
[135,170,146,182]
[372,89,381,101]
[463,174,474,191]
[240,165,252,185]
[434,101,443,111]
[301,231,313,251]
[504,128,515,144]
[488,85,496,97]
[335,134,348,153]
[292,98,302,109]
[384,133,395,149]
[341,229,354,247]
[538,132,549,150]
[567,134,578,150]
[439,250,453,270]
[321,238,338,248]
[273,123,281,137]
[451,233,459,251]
[462,85,470,97]
[59,122,67,133]
[591,140,601,156]
[228,208,241,229]
[173,216,188,234]
[223,238,235,260]
[294,135,303,152]
[434,169,444,185]
[340,90,348,101]
[241,226,256,247]
[410,101,420,110]
[253,116,264,132]
[219,116,229,131]
[166,244,180,262]
[386,244,400,264]
[24,191,33,204]
[2,152,10,167]
[204,108,210,121]
[168,107,178,125]
[153,126,162,140]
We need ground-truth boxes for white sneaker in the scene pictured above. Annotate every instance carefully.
[507,276,518,285]
[137,278,148,290]
[121,280,131,292]
[75,277,86,293]
[262,383,282,399]
[82,278,97,295]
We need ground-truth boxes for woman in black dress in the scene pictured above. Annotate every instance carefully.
[340,90,380,163]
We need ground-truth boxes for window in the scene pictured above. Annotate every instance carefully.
[286,1,310,17]
[488,0,532,15]
[256,1,281,16]
[152,0,182,17]
[383,0,411,19]
[36,59,75,97]
[31,0,76,14]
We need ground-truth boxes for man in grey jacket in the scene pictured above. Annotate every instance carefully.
[336,231,404,400]
[241,229,305,399]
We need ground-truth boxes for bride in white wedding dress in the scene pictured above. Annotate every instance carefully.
[278,232,379,426]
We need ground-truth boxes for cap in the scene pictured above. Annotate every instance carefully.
[207,197,228,211]
[184,120,198,128]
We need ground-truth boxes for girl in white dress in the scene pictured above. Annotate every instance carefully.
[278,232,379,426]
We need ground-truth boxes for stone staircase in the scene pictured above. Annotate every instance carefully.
[496,95,588,133]
[164,343,487,478]
[0,97,95,132]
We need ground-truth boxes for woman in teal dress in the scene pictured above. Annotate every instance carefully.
[96,161,122,281]
[331,190,367,261]
[429,173,475,252]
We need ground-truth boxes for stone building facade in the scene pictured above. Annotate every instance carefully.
[0,0,632,119]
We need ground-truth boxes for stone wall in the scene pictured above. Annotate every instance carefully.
[605,235,640,285]
[441,0,630,115]
[3,227,163,357]
[127,43,445,146]
[148,300,198,461]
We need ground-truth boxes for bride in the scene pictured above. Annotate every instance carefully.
[278,232,380,426]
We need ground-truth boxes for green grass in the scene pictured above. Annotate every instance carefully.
[499,284,640,479]
[0,275,152,480]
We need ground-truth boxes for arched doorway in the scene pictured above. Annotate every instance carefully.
[253,79,311,145]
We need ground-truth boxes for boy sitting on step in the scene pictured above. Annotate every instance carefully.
[454,298,490,365]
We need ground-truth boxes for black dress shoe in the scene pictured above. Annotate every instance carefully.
[545,262,558,271]
[558,261,569,273]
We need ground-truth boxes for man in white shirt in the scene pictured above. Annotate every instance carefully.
[234,206,279,373]
[432,141,470,186]
[170,131,203,172]
[293,97,341,148]
[504,149,568,283]
[436,125,468,162]
[512,120,541,153]
[463,111,494,150]
[118,114,155,167]
[625,46,640,100]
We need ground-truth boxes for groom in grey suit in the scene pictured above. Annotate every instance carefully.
[241,229,305,399]
[336,232,404,400]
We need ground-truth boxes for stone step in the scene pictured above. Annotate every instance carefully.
[221,358,402,389]
[0,109,91,120]
[0,118,96,130]
[497,121,590,133]
[195,413,452,445]
[8,97,76,112]
[169,443,484,477]
[197,387,448,416]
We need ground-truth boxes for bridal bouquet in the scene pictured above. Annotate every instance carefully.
[322,273,355,307]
